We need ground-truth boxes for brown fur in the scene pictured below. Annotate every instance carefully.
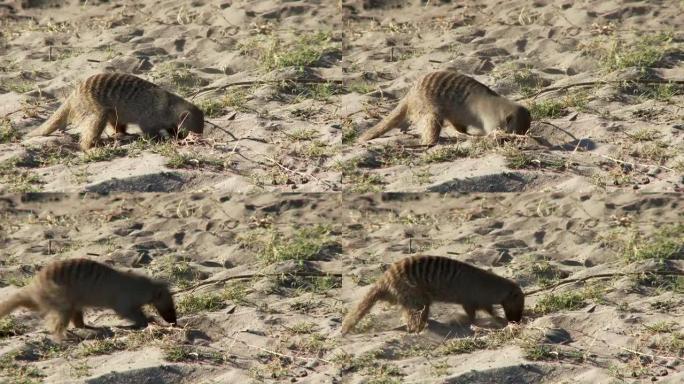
[341,255,524,334]
[358,70,531,145]
[0,258,177,340]
[26,72,204,151]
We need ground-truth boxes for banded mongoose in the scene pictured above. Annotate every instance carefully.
[341,255,524,334]
[0,258,177,340]
[358,70,531,145]
[27,72,204,151]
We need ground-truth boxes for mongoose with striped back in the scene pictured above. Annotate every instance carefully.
[0,258,177,340]
[357,70,531,145]
[26,72,204,151]
[341,255,524,334]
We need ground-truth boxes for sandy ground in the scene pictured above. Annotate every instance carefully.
[0,192,683,383]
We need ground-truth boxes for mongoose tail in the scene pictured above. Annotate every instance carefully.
[26,98,72,137]
[340,284,389,335]
[357,98,408,142]
[0,290,37,318]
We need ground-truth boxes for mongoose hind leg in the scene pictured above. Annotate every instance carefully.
[47,310,71,341]
[417,112,443,146]
[79,112,108,151]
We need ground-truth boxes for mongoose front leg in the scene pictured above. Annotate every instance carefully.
[463,304,477,323]
[79,112,108,150]
[402,297,431,333]
[417,113,443,146]
[48,310,71,341]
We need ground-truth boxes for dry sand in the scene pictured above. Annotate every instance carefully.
[0,0,683,383]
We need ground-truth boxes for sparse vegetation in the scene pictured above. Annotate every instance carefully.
[79,339,126,357]
[332,351,403,382]
[285,128,318,141]
[605,223,684,261]
[82,146,128,163]
[149,63,206,97]
[0,317,25,337]
[0,352,45,384]
[502,146,534,169]
[342,119,359,144]
[421,145,472,164]
[581,32,674,73]
[163,345,224,364]
[177,292,225,315]
[239,225,337,264]
[528,99,566,119]
[0,118,20,143]
[238,31,339,71]
[0,158,42,192]
[533,291,586,315]
[521,339,585,363]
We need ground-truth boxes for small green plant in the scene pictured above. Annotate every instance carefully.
[164,149,226,171]
[528,99,565,119]
[438,338,487,355]
[287,322,317,334]
[0,352,45,383]
[502,146,534,169]
[0,118,20,143]
[597,33,672,72]
[239,31,338,71]
[149,63,205,96]
[79,339,126,357]
[533,291,586,315]
[197,99,226,118]
[347,81,375,94]
[242,225,336,265]
[342,120,359,144]
[0,317,26,337]
[623,224,683,261]
[644,321,677,334]
[82,146,128,163]
[644,83,679,102]
[163,345,224,364]
[0,158,42,192]
[286,128,318,141]
[422,146,472,164]
[627,128,660,142]
[332,351,403,380]
[177,293,225,315]
[521,338,585,363]
[223,282,250,305]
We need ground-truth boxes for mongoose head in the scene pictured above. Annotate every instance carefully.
[150,283,177,325]
[177,105,205,136]
[505,106,531,135]
[502,286,525,322]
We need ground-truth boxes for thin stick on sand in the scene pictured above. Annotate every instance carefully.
[516,79,684,101]
[525,270,684,296]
